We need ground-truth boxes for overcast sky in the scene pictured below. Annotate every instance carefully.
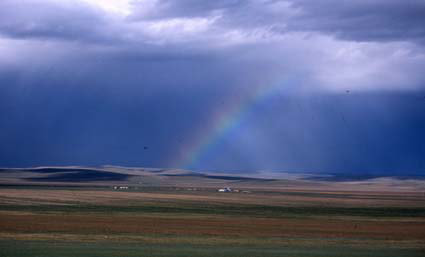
[1,0,425,176]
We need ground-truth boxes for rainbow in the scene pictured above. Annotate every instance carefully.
[173,79,286,170]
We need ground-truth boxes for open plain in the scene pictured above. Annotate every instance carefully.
[1,167,425,256]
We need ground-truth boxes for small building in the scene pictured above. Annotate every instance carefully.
[113,186,129,190]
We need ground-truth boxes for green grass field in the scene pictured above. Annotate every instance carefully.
[1,240,424,257]
[2,201,425,218]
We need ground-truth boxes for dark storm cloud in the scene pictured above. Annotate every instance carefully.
[131,0,425,45]
[0,42,289,167]
[0,0,425,176]
[2,63,425,175]
[289,0,425,44]
[0,0,112,43]
[189,91,425,175]
[3,0,424,46]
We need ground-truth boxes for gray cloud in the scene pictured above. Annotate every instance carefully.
[130,0,425,45]
[0,0,112,42]
[0,0,424,94]
[130,0,245,20]
[3,0,424,46]
[289,0,425,44]
[1,0,425,175]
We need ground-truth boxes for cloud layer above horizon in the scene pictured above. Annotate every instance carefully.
[1,0,425,175]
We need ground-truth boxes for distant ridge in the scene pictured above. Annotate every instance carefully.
[1,166,425,192]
